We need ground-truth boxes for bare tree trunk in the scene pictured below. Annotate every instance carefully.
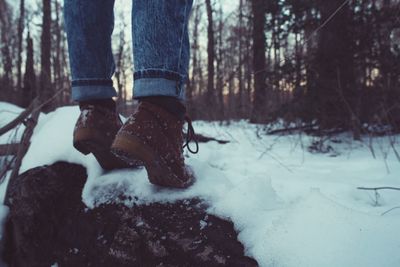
[245,10,253,118]
[314,0,355,130]
[22,31,36,108]
[205,0,215,119]
[198,53,204,97]
[188,3,201,118]
[60,21,71,104]
[53,0,63,107]
[237,0,244,117]
[228,83,234,119]
[294,32,301,90]
[0,0,14,97]
[115,24,125,109]
[17,0,25,94]
[250,0,267,123]
[198,55,206,118]
[40,0,52,112]
[216,5,224,120]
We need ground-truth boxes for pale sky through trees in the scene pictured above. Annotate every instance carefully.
[6,0,238,99]
[112,0,238,99]
[2,0,400,130]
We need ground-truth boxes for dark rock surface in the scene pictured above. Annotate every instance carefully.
[2,162,258,267]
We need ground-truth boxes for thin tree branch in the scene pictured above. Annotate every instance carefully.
[2,88,67,183]
[357,187,400,191]
[0,88,67,137]
[0,156,15,183]
[0,98,37,136]
[381,206,400,216]
[9,106,40,182]
[0,144,19,156]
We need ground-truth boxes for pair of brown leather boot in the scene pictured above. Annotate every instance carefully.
[73,100,197,188]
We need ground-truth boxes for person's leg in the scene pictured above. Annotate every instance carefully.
[132,0,192,99]
[64,0,130,170]
[132,0,193,118]
[64,0,117,101]
[112,0,197,188]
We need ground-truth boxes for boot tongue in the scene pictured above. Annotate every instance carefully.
[139,96,186,120]
[79,98,116,111]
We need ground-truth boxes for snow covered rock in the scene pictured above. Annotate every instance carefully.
[2,162,258,267]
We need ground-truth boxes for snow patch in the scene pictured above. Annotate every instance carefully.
[263,189,400,267]
[0,103,399,267]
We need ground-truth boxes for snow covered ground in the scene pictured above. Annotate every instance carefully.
[1,101,400,267]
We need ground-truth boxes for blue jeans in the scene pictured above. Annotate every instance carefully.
[64,0,193,102]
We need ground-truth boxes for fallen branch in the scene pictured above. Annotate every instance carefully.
[381,206,400,216]
[0,144,19,156]
[1,88,68,184]
[0,99,37,136]
[9,107,40,182]
[194,133,229,144]
[0,156,15,183]
[357,187,400,191]
[266,123,317,135]
[0,88,67,137]
[357,187,400,207]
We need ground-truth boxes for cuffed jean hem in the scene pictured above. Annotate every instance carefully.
[71,85,117,101]
[133,78,185,100]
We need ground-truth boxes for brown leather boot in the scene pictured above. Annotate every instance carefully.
[111,102,198,188]
[73,101,135,170]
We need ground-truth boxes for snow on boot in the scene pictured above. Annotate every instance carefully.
[73,100,135,170]
[111,101,198,188]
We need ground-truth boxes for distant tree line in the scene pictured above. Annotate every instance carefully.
[0,0,69,112]
[189,0,400,137]
[1,0,399,137]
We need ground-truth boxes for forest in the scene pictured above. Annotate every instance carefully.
[1,2,400,266]
[1,0,400,139]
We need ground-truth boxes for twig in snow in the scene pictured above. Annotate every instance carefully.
[2,88,67,184]
[266,123,316,135]
[357,187,400,207]
[8,105,41,182]
[0,99,37,136]
[381,206,400,216]
[0,156,15,183]
[0,88,67,137]
[357,187,400,191]
[0,144,19,156]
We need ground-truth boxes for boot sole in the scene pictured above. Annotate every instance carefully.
[74,128,134,170]
[111,134,194,188]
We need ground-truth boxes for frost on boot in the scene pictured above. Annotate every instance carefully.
[111,102,197,188]
[73,101,133,170]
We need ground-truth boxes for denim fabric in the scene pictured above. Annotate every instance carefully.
[64,0,117,101]
[132,0,193,100]
[64,0,193,102]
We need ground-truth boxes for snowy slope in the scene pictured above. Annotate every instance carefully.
[1,103,400,267]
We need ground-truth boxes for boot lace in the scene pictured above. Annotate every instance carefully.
[183,115,199,154]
